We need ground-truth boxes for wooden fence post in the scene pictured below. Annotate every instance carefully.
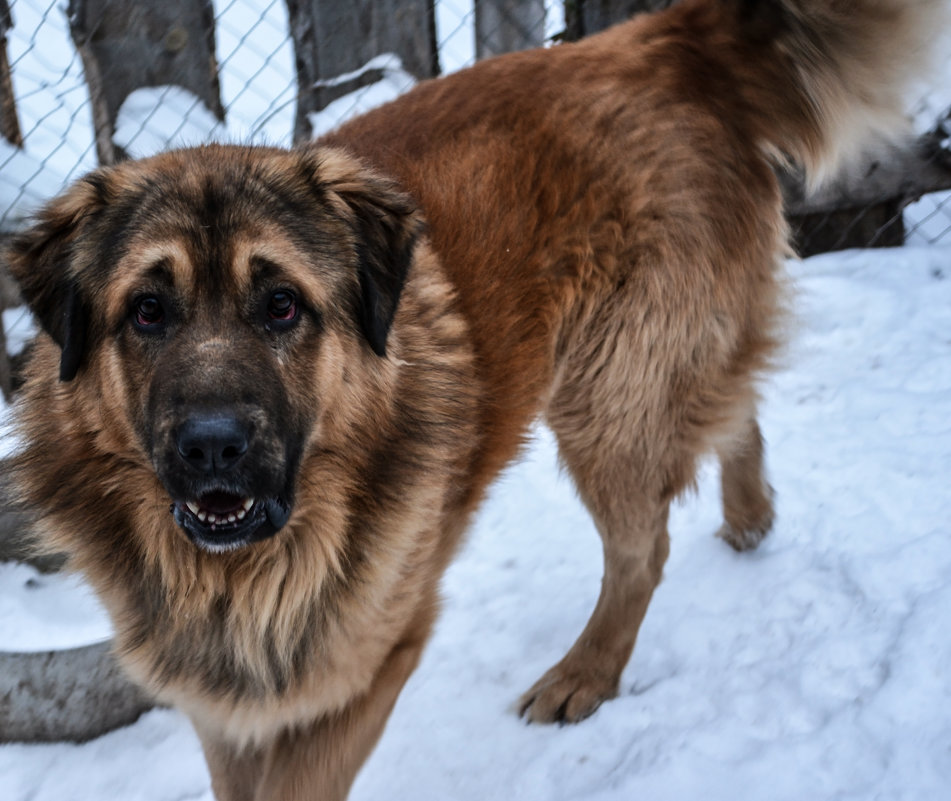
[67,0,224,165]
[286,0,439,143]
[0,239,18,401]
[566,0,673,38]
[0,0,22,147]
[474,0,546,59]
[783,135,951,255]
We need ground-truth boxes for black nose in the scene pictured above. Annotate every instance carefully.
[175,415,250,476]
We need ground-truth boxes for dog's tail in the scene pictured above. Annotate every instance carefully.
[714,0,944,185]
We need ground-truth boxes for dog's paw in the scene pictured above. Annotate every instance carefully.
[518,664,619,725]
[716,516,772,552]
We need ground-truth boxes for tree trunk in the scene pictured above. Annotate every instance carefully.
[475,0,547,59]
[286,0,439,143]
[67,0,224,165]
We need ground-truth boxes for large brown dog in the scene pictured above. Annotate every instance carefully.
[6,1,937,798]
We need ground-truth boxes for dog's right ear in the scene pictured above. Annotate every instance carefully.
[5,175,106,381]
[305,148,422,358]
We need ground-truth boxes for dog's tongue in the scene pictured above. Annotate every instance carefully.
[199,491,246,515]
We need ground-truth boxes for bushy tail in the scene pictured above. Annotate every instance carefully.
[725,0,946,184]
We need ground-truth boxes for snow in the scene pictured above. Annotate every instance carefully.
[2,245,951,799]
[307,55,417,140]
[907,189,951,246]
[0,0,96,230]
[0,562,111,651]
[212,0,296,144]
[2,306,35,356]
[113,86,228,160]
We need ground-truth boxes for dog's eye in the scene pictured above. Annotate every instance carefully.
[266,290,299,330]
[133,296,165,331]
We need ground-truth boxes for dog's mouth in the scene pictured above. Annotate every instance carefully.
[171,490,291,552]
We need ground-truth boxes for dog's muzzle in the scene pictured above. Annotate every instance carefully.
[172,494,291,552]
[165,413,292,551]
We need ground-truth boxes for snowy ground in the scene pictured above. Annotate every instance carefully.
[2,244,951,800]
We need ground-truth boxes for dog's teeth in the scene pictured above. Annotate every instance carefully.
[197,511,207,522]
[227,514,237,523]
[186,501,200,516]
[242,498,254,511]
[207,513,217,524]
[236,508,247,520]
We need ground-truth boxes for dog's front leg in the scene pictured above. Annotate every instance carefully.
[254,633,427,801]
[196,625,429,801]
[197,728,267,801]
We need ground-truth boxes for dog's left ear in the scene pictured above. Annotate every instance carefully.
[5,175,105,381]
[312,149,423,357]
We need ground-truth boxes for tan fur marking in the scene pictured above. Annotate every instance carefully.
[230,230,340,310]
[105,239,194,324]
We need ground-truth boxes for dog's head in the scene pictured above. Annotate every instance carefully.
[6,145,421,553]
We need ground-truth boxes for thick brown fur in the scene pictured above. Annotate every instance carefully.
[5,1,938,798]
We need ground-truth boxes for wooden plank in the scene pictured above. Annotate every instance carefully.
[783,134,951,255]
[782,140,951,217]
[474,0,546,59]
[567,0,674,38]
[0,313,9,402]
[0,235,18,401]
[286,0,438,143]
[67,0,224,164]
[0,0,22,147]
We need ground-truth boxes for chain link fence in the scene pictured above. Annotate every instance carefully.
[2,0,950,239]
[0,0,558,231]
[1,0,950,247]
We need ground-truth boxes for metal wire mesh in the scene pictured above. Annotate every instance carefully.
[0,0,949,246]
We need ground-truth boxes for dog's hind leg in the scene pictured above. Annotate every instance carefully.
[716,411,774,552]
[517,450,672,725]
[519,405,773,724]
[519,319,686,724]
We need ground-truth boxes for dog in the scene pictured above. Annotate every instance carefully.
[5,1,937,798]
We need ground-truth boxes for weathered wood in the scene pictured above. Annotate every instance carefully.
[789,201,905,257]
[0,641,156,743]
[0,458,67,571]
[0,236,19,401]
[286,0,439,143]
[474,0,546,59]
[784,136,951,255]
[565,0,674,38]
[67,0,224,165]
[0,0,22,147]
[0,238,18,309]
[0,312,9,402]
